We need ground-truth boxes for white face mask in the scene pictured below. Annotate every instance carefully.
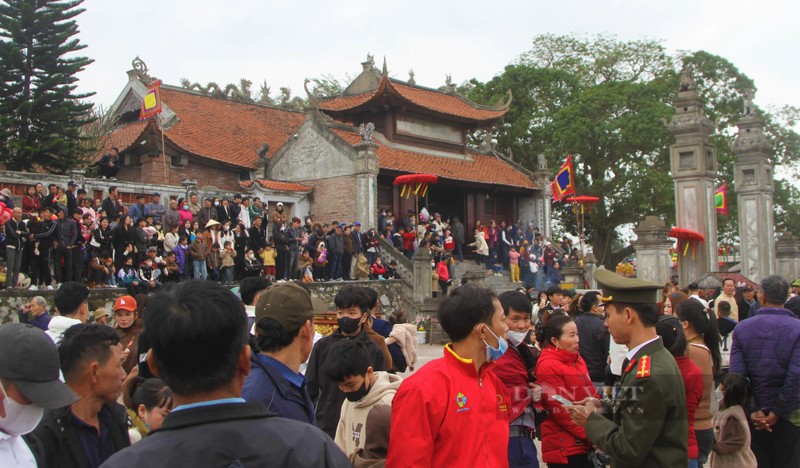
[507,330,528,346]
[0,382,44,436]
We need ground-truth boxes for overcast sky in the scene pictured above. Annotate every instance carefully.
[76,0,798,113]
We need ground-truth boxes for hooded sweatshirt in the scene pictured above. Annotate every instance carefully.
[334,372,402,457]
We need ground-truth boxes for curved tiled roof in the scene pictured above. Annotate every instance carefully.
[159,88,306,168]
[332,129,537,190]
[240,179,312,193]
[320,77,509,123]
[103,88,306,169]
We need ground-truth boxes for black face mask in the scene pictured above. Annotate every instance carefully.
[344,379,370,402]
[337,316,362,335]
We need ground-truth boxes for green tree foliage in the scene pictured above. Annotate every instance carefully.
[0,0,95,173]
[467,34,799,268]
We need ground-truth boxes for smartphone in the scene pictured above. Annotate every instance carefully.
[552,395,574,406]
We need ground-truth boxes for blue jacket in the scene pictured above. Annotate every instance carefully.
[242,353,316,424]
[730,307,800,420]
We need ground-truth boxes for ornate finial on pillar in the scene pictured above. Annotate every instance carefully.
[358,122,375,143]
[679,65,696,92]
[361,53,377,73]
[408,69,416,85]
[743,88,755,115]
[381,57,388,77]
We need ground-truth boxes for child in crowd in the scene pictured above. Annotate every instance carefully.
[138,258,160,293]
[299,248,314,282]
[118,257,141,296]
[220,241,236,285]
[709,373,757,468]
[435,255,451,296]
[314,241,328,281]
[175,236,189,280]
[508,246,521,283]
[326,339,402,459]
[207,243,222,282]
[122,376,174,444]
[443,229,454,256]
[243,249,262,278]
[260,243,277,282]
[370,256,387,280]
[161,251,180,283]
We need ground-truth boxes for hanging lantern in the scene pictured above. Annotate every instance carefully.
[393,174,439,199]
[668,227,705,260]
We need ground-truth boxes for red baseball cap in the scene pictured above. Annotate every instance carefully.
[114,295,137,312]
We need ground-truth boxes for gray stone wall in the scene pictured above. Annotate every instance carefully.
[1,279,411,325]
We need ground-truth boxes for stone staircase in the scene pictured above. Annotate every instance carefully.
[452,260,519,295]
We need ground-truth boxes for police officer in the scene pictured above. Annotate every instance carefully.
[567,268,688,468]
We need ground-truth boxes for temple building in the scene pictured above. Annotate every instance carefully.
[101,57,548,234]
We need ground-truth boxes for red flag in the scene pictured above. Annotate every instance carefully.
[551,155,576,201]
[140,80,162,119]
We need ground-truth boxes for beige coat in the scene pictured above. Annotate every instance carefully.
[709,405,757,468]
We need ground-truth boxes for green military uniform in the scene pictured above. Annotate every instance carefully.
[584,269,689,468]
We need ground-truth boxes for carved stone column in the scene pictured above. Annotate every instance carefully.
[584,253,598,290]
[353,140,379,230]
[632,216,673,285]
[733,93,776,283]
[667,68,718,284]
[412,249,433,303]
[531,164,553,238]
[776,232,800,283]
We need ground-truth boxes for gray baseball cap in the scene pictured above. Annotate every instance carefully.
[0,324,78,408]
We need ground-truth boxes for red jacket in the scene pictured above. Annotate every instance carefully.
[675,355,703,460]
[435,261,450,281]
[493,345,533,423]
[387,344,510,468]
[401,230,416,251]
[535,347,599,464]
[370,262,387,276]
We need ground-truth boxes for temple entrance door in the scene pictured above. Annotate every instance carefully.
[424,183,466,227]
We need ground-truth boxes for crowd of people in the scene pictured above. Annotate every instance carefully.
[0,183,415,295]
[2,182,587,300]
[4,268,798,467]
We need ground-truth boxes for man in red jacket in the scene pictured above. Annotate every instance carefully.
[387,285,510,467]
[494,291,542,468]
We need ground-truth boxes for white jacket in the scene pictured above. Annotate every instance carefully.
[45,316,82,344]
[334,372,402,456]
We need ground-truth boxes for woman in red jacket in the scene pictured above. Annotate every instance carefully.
[534,314,599,467]
[657,315,703,467]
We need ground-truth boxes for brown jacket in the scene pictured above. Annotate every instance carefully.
[709,405,757,467]
[188,238,208,260]
[687,337,714,430]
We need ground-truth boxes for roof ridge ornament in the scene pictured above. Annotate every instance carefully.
[131,56,155,83]
[382,57,388,77]
[304,78,320,109]
[408,69,416,85]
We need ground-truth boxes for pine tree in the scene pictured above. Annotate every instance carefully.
[0,0,95,173]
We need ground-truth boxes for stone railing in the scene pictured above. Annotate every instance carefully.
[0,279,410,326]
[377,237,412,282]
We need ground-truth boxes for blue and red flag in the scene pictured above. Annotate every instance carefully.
[551,154,576,201]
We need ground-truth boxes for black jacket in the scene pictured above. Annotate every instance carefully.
[574,312,610,382]
[306,329,386,438]
[28,403,130,468]
[99,402,350,468]
[5,217,28,250]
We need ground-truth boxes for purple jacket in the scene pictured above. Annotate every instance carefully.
[730,307,800,420]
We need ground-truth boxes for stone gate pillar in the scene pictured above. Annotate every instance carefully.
[667,68,718,284]
[733,91,776,283]
[776,232,800,283]
[353,140,379,230]
[632,216,673,285]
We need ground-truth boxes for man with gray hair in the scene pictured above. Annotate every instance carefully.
[730,274,800,467]
[19,296,50,331]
